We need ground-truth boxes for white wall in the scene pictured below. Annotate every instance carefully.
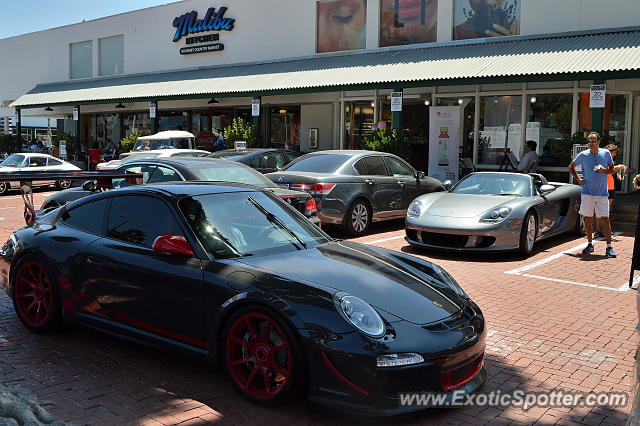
[300,104,334,152]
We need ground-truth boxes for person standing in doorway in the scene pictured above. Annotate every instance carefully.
[568,132,616,258]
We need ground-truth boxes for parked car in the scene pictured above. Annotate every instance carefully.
[209,148,303,173]
[120,130,196,160]
[266,150,444,235]
[0,153,80,194]
[405,172,584,256]
[1,182,486,415]
[97,148,211,170]
[42,157,320,227]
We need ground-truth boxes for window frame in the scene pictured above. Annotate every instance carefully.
[69,40,93,79]
[98,34,124,77]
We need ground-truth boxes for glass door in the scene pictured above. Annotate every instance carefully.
[344,101,374,150]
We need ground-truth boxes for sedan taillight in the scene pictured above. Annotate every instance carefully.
[309,183,336,195]
[290,183,311,191]
[305,198,317,214]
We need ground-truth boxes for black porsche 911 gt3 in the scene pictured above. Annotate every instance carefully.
[0,182,486,415]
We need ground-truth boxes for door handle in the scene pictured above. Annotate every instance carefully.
[365,179,374,185]
[396,181,405,187]
[86,256,103,267]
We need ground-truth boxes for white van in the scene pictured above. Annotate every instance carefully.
[120,131,196,159]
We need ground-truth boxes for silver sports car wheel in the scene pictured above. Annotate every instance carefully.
[56,180,72,190]
[345,199,370,236]
[0,182,8,195]
[519,211,537,256]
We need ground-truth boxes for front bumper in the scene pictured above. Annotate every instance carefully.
[405,215,522,251]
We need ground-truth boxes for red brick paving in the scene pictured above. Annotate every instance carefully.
[0,193,637,424]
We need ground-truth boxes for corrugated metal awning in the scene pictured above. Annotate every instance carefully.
[13,28,640,108]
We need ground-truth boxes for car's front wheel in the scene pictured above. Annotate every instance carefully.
[344,198,370,236]
[519,211,537,256]
[222,306,302,404]
[12,255,62,333]
[56,180,72,190]
[0,182,10,195]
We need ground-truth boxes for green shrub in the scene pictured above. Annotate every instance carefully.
[224,118,258,148]
[361,128,411,160]
[120,133,139,152]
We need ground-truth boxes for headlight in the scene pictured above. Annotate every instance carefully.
[334,293,385,338]
[480,206,512,222]
[407,200,423,218]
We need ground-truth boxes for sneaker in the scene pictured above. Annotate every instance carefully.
[606,247,617,258]
[594,231,605,239]
[582,244,594,254]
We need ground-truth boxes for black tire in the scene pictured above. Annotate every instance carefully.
[222,305,303,404]
[343,198,371,236]
[56,180,72,190]
[11,254,62,333]
[518,211,537,256]
[0,182,10,195]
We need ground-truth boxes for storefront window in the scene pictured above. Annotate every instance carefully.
[578,93,627,164]
[158,111,189,132]
[344,102,374,150]
[270,106,300,149]
[96,114,120,148]
[191,111,210,135]
[99,35,124,76]
[477,95,522,166]
[526,94,573,168]
[70,41,92,79]
[124,113,151,137]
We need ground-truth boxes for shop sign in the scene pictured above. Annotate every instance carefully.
[197,131,216,149]
[589,84,606,108]
[391,92,403,112]
[235,141,247,150]
[59,141,67,160]
[149,103,157,118]
[73,108,79,121]
[251,99,260,116]
[172,6,235,55]
[429,106,460,183]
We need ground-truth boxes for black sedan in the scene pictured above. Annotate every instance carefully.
[41,157,320,227]
[0,182,486,416]
[209,148,302,173]
[266,150,444,235]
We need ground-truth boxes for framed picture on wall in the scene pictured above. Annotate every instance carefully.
[309,128,319,149]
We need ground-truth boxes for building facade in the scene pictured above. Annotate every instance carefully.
[3,0,640,188]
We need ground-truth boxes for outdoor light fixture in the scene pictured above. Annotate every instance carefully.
[457,98,464,105]
[424,98,431,106]
[115,103,125,109]
[44,107,53,112]
[370,101,375,107]
[207,98,219,104]
[530,96,537,104]
[279,109,287,114]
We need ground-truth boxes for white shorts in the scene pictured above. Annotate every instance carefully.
[579,194,610,218]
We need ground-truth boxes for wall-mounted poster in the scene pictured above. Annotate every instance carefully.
[317,0,367,53]
[309,128,319,149]
[453,0,520,40]
[429,106,461,183]
[379,0,437,47]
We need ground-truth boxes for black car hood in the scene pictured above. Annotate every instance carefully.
[235,241,464,325]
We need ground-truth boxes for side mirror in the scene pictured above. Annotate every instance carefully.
[442,179,452,190]
[539,184,556,195]
[417,171,425,179]
[81,180,96,191]
[152,235,194,256]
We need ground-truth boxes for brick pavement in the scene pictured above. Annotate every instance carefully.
[0,190,637,425]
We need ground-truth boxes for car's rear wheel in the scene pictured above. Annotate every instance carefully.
[56,180,71,190]
[344,198,370,236]
[0,182,10,195]
[575,213,586,235]
[223,306,301,403]
[12,255,61,333]
[519,211,537,256]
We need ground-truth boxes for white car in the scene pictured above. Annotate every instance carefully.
[0,153,81,194]
[96,149,211,170]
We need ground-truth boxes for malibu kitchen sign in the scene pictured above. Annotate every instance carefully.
[172,6,235,55]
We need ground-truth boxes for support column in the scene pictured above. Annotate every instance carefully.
[591,79,604,133]
[151,101,158,134]
[392,88,403,129]
[15,109,21,144]
[74,105,81,159]
[252,96,261,146]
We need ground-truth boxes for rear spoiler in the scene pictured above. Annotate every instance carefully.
[0,170,143,226]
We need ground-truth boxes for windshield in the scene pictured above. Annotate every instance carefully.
[283,154,350,173]
[451,173,531,196]
[0,154,25,167]
[180,191,331,258]
[190,163,276,188]
[133,137,191,151]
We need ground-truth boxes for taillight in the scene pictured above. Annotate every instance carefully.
[291,183,311,191]
[305,198,317,214]
[309,183,336,195]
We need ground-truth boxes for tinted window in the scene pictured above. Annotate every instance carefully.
[384,156,414,178]
[114,164,157,187]
[283,154,350,173]
[62,198,109,234]
[29,157,47,167]
[0,154,25,167]
[361,156,388,176]
[353,159,367,175]
[48,158,63,166]
[264,152,286,170]
[284,152,301,163]
[249,156,261,168]
[190,163,275,188]
[107,196,181,248]
[147,166,182,183]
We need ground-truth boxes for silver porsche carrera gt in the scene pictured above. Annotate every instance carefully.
[405,172,584,255]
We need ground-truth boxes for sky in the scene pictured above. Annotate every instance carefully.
[0,0,181,39]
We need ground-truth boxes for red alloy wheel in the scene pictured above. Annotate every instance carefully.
[225,311,293,399]
[14,261,53,327]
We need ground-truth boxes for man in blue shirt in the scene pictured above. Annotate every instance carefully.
[568,132,616,257]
